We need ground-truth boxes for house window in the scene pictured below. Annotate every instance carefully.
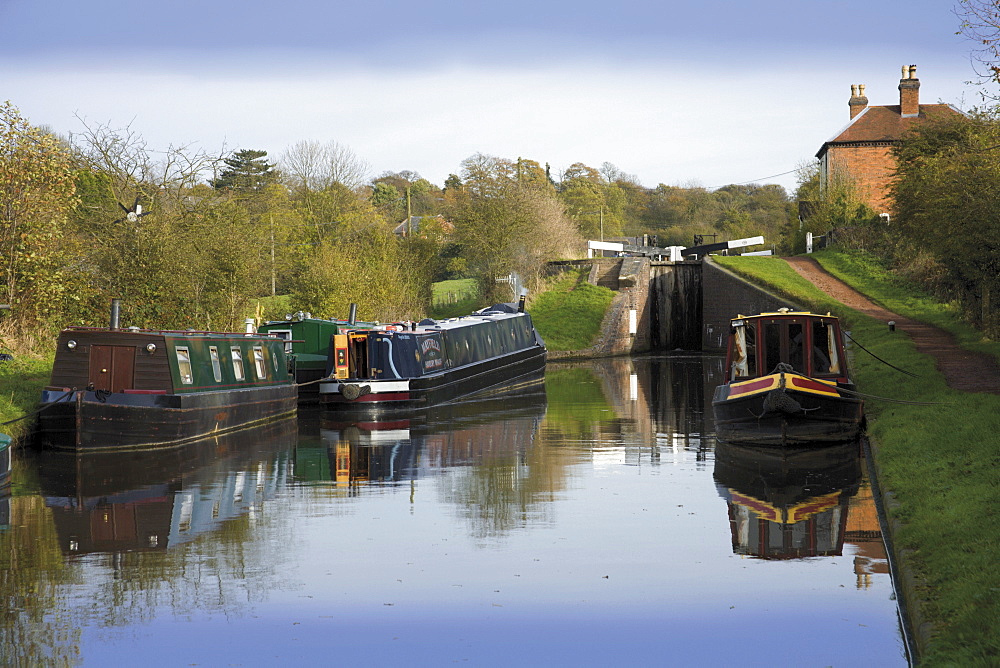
[231,346,245,381]
[175,347,194,385]
[253,346,268,379]
[209,346,223,382]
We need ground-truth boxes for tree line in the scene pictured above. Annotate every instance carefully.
[1,101,809,348]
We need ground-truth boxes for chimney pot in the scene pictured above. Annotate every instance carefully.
[899,64,920,117]
[849,83,869,119]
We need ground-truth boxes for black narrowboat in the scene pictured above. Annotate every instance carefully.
[318,304,546,414]
[712,309,865,446]
[38,322,296,452]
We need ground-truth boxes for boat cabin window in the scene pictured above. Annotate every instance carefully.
[209,346,223,382]
[762,319,805,374]
[175,347,194,385]
[268,329,293,354]
[253,346,268,379]
[730,322,757,380]
[757,317,843,377]
[811,320,841,376]
[231,346,245,381]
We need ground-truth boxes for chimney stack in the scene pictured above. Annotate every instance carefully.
[899,64,920,117]
[849,83,868,119]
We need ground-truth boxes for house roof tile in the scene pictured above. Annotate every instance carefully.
[816,103,963,157]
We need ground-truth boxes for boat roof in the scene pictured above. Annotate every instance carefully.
[415,308,528,333]
[61,326,281,341]
[731,310,839,323]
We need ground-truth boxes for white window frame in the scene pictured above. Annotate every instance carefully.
[253,346,268,379]
[231,346,245,381]
[175,346,194,385]
[209,346,223,382]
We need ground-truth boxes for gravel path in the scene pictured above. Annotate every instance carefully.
[784,256,1000,394]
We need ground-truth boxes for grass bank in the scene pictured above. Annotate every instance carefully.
[429,279,481,319]
[715,253,1000,665]
[528,268,615,352]
[0,355,53,442]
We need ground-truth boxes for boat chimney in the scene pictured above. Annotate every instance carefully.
[518,288,528,313]
[348,303,358,326]
[109,298,121,330]
[244,318,255,334]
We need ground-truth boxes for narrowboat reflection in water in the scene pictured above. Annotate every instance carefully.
[713,440,862,559]
[303,387,547,487]
[0,432,11,492]
[36,417,297,555]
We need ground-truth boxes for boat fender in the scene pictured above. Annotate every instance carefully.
[341,384,362,400]
[761,388,802,416]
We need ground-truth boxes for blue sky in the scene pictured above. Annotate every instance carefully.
[0,0,983,192]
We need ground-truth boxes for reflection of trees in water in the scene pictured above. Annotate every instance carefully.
[438,354,724,541]
[79,506,292,629]
[433,415,563,543]
[0,495,82,667]
[83,459,298,628]
[440,448,556,544]
[1,452,299,662]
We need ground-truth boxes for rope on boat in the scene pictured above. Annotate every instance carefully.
[844,331,920,378]
[296,376,333,388]
[787,370,951,406]
[1,388,77,426]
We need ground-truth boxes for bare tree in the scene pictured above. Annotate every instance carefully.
[957,0,1000,98]
[279,139,370,191]
[71,115,223,202]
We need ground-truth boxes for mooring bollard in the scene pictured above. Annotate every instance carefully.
[888,320,896,332]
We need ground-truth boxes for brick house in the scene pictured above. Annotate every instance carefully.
[815,65,964,213]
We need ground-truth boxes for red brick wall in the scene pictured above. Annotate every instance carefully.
[824,143,896,212]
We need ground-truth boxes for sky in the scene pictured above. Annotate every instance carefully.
[0,0,987,193]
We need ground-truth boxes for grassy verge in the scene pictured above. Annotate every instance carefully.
[429,278,481,319]
[715,254,1000,665]
[812,249,1000,361]
[0,355,53,442]
[529,269,616,351]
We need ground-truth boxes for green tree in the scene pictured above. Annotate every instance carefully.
[891,110,1000,334]
[449,154,583,302]
[0,101,79,330]
[211,149,280,192]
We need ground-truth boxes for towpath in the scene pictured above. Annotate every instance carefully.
[783,256,1000,394]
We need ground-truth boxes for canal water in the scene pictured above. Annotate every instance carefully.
[1,355,906,666]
